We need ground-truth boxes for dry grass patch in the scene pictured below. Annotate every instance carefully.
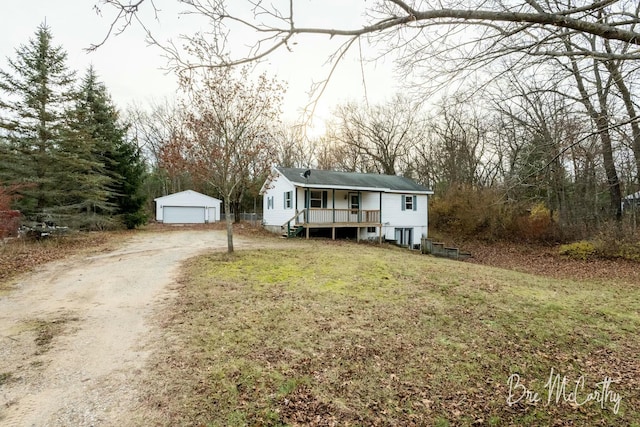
[24,314,80,355]
[141,242,640,426]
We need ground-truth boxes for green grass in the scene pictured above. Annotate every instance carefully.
[141,242,640,426]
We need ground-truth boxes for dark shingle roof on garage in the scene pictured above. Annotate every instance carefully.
[277,167,432,193]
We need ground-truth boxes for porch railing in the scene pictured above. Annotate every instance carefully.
[282,210,306,235]
[305,209,380,224]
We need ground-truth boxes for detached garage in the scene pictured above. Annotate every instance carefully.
[154,190,222,224]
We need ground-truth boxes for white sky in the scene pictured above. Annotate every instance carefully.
[1,1,401,130]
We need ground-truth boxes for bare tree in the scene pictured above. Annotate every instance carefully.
[602,38,640,184]
[272,123,317,168]
[91,2,640,114]
[94,1,640,62]
[430,99,491,187]
[126,99,202,201]
[126,99,181,167]
[489,74,576,223]
[159,66,284,252]
[314,136,339,171]
[558,31,624,220]
[327,95,423,175]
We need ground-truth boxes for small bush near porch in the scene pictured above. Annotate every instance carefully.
[141,242,640,426]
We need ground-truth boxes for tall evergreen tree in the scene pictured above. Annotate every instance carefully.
[73,67,147,229]
[0,25,145,229]
[0,24,74,215]
[0,23,102,225]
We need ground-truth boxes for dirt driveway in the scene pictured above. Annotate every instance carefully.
[0,229,280,426]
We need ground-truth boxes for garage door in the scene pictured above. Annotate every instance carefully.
[163,206,206,224]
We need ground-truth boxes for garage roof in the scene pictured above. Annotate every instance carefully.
[154,190,221,205]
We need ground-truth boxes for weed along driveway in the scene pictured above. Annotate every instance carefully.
[0,229,283,426]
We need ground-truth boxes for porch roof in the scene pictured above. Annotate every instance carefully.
[276,167,433,194]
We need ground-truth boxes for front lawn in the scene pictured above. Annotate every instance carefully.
[140,241,640,426]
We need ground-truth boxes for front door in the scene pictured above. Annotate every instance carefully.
[404,228,413,247]
[349,193,360,222]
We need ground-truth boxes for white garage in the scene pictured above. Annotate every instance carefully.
[154,190,222,224]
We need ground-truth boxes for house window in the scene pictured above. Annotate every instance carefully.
[267,196,274,209]
[367,226,377,233]
[310,190,325,208]
[284,191,293,209]
[405,195,413,210]
[402,195,417,211]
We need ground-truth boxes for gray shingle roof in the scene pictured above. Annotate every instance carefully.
[277,167,432,193]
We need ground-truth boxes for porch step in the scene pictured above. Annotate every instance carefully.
[282,225,305,238]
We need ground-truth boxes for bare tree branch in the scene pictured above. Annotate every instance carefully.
[94,1,640,63]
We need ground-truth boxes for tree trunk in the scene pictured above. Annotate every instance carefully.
[224,196,234,253]
[233,200,242,223]
[596,115,623,221]
[565,41,622,221]
[604,42,640,184]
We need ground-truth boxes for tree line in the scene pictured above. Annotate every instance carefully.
[0,24,146,231]
[7,1,640,245]
[137,80,638,242]
[117,0,640,242]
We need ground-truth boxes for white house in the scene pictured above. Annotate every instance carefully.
[154,190,221,224]
[260,167,434,247]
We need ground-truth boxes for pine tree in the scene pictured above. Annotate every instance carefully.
[73,67,147,229]
[0,25,144,230]
[112,135,148,229]
[0,23,96,225]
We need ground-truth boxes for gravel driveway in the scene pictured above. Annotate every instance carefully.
[0,229,257,426]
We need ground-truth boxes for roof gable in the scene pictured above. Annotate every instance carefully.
[275,167,432,193]
[154,190,221,203]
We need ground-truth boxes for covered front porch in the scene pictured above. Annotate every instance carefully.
[284,208,383,241]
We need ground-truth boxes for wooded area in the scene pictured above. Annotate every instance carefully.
[98,0,640,246]
[4,1,640,248]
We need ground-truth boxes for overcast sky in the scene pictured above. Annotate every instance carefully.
[1,1,400,129]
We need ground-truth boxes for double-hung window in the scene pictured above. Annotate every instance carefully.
[401,195,417,211]
[284,191,293,209]
[310,190,324,208]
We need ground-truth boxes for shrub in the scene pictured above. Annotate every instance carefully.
[512,202,561,242]
[122,211,148,229]
[615,242,640,262]
[0,210,21,239]
[558,241,598,260]
[430,185,505,239]
[430,187,562,242]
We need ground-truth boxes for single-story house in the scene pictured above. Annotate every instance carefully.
[154,190,221,224]
[259,167,434,248]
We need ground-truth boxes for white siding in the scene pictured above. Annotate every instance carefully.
[361,192,382,210]
[262,173,297,227]
[380,193,429,246]
[207,207,220,222]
